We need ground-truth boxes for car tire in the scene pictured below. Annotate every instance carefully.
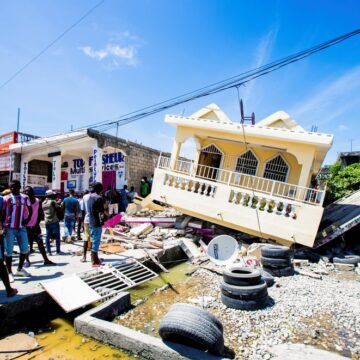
[221,292,268,311]
[159,312,224,354]
[261,270,275,287]
[261,245,291,259]
[168,303,223,333]
[263,265,295,277]
[220,279,268,300]
[261,256,291,268]
[333,255,360,265]
[223,266,262,286]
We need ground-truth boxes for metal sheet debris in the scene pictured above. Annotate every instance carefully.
[41,274,102,313]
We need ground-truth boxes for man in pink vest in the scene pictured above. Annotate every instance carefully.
[24,186,55,266]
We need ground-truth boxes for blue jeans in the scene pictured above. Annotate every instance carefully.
[45,222,61,254]
[64,216,75,238]
[90,226,102,252]
[4,227,29,256]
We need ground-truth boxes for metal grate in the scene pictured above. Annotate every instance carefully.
[77,258,158,301]
[201,144,222,155]
[235,150,258,176]
[263,155,289,182]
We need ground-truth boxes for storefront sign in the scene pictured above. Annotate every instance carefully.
[70,158,85,175]
[21,161,28,190]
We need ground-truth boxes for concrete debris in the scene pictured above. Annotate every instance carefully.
[129,223,154,237]
[334,263,355,271]
[180,238,203,260]
[0,333,40,359]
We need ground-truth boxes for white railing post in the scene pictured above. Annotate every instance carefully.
[270,181,275,196]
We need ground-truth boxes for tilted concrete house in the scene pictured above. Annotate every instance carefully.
[151,104,334,247]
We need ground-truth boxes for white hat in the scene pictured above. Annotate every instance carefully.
[45,189,55,196]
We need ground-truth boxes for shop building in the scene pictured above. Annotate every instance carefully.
[9,128,161,195]
[0,131,38,187]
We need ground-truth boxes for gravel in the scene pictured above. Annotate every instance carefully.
[193,264,360,359]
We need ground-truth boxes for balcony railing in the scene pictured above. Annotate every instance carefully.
[157,155,325,206]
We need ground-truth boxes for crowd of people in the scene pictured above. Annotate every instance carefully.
[0,176,153,298]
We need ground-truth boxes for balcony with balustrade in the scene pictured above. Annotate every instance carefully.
[151,155,326,247]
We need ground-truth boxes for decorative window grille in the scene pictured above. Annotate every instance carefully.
[263,155,289,182]
[201,144,222,155]
[235,151,258,176]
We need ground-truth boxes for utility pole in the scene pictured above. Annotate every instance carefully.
[16,108,20,134]
[350,139,353,152]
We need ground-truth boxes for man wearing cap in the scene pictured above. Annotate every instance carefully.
[42,190,61,255]
[1,180,32,281]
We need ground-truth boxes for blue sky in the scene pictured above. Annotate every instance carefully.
[0,0,359,164]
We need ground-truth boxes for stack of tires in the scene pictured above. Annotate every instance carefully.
[261,245,294,277]
[220,266,269,310]
[159,303,224,355]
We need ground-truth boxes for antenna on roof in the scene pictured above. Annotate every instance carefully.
[240,99,255,125]
[310,125,318,132]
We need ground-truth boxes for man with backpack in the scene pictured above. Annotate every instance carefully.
[42,190,61,255]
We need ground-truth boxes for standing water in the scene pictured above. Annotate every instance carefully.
[26,261,195,359]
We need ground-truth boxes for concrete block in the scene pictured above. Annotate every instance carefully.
[74,293,228,360]
[334,263,355,271]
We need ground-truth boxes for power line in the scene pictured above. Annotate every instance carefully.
[0,0,105,91]
[75,27,360,132]
[9,28,360,156]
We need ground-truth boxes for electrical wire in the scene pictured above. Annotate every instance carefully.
[0,0,106,90]
[72,27,360,133]
[235,86,265,240]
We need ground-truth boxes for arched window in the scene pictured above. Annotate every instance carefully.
[235,150,258,176]
[263,155,289,182]
[201,144,222,155]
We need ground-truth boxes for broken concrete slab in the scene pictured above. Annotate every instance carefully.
[130,223,154,237]
[0,333,39,359]
[334,263,355,271]
[180,238,202,260]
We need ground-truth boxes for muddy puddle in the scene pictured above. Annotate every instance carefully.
[17,262,197,359]
[24,317,134,360]
[116,262,206,337]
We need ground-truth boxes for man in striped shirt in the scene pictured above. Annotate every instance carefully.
[1,180,32,282]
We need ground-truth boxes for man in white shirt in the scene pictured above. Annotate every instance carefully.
[81,190,91,262]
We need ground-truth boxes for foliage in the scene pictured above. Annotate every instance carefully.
[326,162,360,202]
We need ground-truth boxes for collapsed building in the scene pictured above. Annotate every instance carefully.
[151,104,334,247]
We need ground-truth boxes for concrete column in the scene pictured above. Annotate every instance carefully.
[83,155,90,191]
[298,161,313,188]
[92,145,103,183]
[20,156,29,190]
[51,155,62,191]
[170,140,182,169]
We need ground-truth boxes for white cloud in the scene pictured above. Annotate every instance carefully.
[338,124,348,131]
[79,31,141,68]
[291,65,360,127]
[79,44,137,66]
[242,26,279,106]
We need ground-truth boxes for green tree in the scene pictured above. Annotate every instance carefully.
[326,162,360,202]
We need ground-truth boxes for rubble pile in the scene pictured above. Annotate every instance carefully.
[193,264,360,359]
